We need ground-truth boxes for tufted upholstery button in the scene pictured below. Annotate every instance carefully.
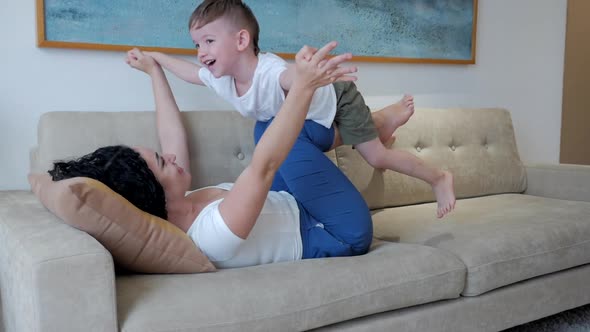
[237,152,245,160]
[451,145,456,151]
[416,146,422,152]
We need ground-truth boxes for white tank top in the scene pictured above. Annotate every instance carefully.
[186,183,303,269]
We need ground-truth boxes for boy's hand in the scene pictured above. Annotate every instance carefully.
[125,48,160,75]
[294,41,357,90]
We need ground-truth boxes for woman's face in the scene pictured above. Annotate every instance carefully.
[134,147,190,200]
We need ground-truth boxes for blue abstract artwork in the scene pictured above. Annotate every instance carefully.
[40,0,477,63]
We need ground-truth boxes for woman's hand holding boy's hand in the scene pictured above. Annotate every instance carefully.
[293,41,357,90]
[125,48,160,75]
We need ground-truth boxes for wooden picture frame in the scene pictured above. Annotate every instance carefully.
[37,0,478,64]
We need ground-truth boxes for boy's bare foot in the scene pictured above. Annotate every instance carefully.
[374,94,415,143]
[390,94,415,130]
[433,171,456,218]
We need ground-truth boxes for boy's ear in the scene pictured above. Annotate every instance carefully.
[236,29,251,52]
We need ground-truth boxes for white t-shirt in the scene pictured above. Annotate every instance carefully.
[186,183,303,269]
[198,52,337,128]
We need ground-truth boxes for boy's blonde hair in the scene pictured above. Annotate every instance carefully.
[189,0,260,55]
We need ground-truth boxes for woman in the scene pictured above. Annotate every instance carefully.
[50,42,373,268]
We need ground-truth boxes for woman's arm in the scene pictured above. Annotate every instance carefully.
[126,49,191,188]
[219,42,357,239]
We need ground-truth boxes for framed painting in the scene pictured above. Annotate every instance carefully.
[37,0,478,64]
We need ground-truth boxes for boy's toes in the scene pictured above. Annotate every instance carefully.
[437,204,452,219]
[443,203,454,217]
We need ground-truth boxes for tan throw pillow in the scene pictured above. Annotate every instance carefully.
[29,173,216,274]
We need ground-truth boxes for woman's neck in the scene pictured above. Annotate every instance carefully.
[166,198,199,232]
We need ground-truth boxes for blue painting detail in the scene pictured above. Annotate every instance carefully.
[44,0,474,60]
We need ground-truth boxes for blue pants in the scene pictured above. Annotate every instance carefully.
[254,119,373,259]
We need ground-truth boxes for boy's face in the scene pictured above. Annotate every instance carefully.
[191,17,241,78]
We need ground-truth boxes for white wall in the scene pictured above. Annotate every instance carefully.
[0,0,567,190]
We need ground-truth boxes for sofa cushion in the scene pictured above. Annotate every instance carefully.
[29,174,215,274]
[372,194,590,296]
[30,111,254,190]
[116,241,466,332]
[334,108,527,209]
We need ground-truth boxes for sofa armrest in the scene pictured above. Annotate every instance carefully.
[0,191,117,332]
[524,163,590,202]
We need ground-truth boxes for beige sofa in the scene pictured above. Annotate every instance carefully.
[1,107,589,332]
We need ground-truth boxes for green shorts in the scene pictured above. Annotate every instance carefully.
[333,81,378,146]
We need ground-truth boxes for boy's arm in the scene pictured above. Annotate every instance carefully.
[145,51,205,86]
[279,63,296,93]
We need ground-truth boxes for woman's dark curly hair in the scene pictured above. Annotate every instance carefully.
[48,145,168,219]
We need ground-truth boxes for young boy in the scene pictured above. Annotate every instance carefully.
[140,0,455,218]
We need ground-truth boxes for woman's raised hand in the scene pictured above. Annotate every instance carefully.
[293,41,357,90]
[125,48,160,75]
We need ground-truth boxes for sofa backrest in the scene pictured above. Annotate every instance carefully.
[31,108,526,209]
[31,111,254,189]
[30,111,338,190]
[334,108,527,209]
